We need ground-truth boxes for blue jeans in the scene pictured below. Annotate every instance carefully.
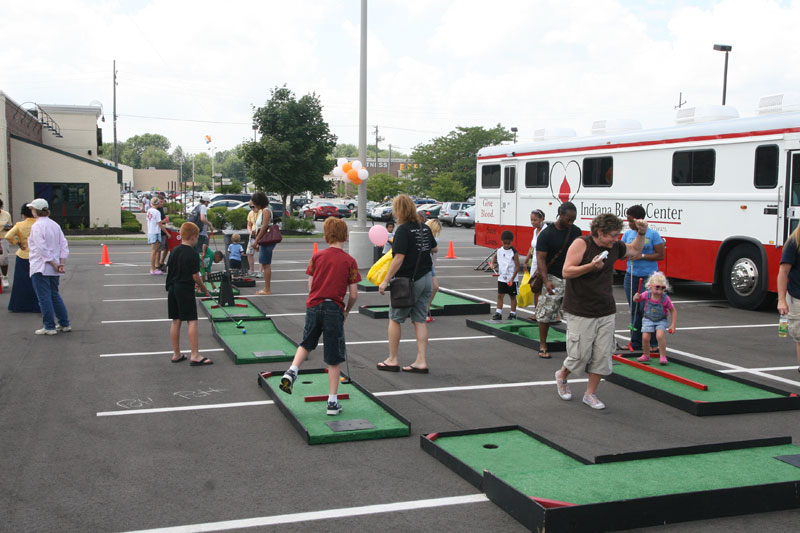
[31,273,70,330]
[623,272,657,350]
[299,300,346,366]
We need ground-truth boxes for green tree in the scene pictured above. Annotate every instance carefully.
[430,172,469,202]
[120,133,173,169]
[366,173,406,202]
[333,143,359,158]
[140,145,173,169]
[410,125,512,195]
[241,86,337,209]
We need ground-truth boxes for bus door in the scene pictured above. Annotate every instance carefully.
[501,164,517,230]
[786,151,800,237]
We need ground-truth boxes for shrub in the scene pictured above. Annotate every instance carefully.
[207,206,228,230]
[226,208,249,230]
[282,215,315,233]
[170,216,186,228]
[165,201,182,215]
[120,209,142,232]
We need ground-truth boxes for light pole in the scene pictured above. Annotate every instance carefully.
[511,127,518,143]
[713,44,732,105]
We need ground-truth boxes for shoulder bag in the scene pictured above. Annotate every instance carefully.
[256,209,282,246]
[530,228,572,293]
[389,223,422,308]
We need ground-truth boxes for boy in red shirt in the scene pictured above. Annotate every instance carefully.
[280,217,361,415]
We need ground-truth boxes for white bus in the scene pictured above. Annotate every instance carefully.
[474,97,800,309]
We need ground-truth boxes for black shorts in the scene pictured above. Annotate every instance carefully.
[230,259,242,270]
[299,300,346,366]
[498,280,518,296]
[168,284,198,321]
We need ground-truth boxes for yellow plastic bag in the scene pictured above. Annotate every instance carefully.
[517,271,533,308]
[367,250,393,286]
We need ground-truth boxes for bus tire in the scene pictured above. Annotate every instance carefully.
[722,244,768,309]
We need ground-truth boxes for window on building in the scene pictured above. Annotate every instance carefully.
[754,145,779,189]
[672,150,715,185]
[482,164,501,189]
[503,166,516,192]
[34,182,90,228]
[525,161,549,188]
[583,157,613,187]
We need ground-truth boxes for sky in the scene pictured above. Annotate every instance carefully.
[2,0,799,158]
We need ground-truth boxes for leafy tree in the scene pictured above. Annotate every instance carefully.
[430,172,469,202]
[140,145,173,169]
[334,143,408,160]
[366,173,406,202]
[241,86,337,209]
[410,125,512,195]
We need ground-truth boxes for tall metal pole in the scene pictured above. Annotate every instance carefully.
[112,60,118,167]
[722,51,729,105]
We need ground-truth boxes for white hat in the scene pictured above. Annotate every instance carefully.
[27,198,49,210]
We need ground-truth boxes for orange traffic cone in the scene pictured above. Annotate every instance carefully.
[99,244,112,266]
[445,240,457,259]
[312,242,319,255]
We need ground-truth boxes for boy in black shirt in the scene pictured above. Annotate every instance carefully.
[166,222,212,366]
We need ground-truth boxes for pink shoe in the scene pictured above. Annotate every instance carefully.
[637,354,651,363]
[659,356,668,365]
[152,269,164,275]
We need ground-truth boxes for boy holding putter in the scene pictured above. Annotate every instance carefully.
[166,222,213,366]
[280,218,361,415]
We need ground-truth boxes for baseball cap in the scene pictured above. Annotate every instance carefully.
[27,198,49,210]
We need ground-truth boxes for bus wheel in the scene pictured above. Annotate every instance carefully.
[722,244,768,309]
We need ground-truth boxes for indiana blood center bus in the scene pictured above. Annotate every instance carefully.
[474,97,800,309]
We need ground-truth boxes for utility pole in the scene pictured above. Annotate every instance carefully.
[112,60,118,167]
[373,125,383,171]
[388,144,392,176]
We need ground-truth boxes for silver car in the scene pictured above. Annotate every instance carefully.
[454,205,475,228]
[439,202,474,226]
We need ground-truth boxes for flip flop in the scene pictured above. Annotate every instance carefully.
[377,361,400,372]
[402,365,429,374]
[171,354,187,363]
[189,357,214,366]
[538,350,551,359]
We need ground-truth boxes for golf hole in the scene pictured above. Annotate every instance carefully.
[483,444,499,449]
[301,381,313,384]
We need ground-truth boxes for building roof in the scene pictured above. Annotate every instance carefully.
[38,104,102,118]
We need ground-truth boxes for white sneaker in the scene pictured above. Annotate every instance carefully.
[583,393,606,410]
[56,325,72,332]
[35,328,57,335]
[1,276,8,288]
[555,370,572,401]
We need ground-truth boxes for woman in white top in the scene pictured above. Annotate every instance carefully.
[523,209,548,315]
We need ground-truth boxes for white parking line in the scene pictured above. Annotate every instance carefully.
[122,494,489,532]
[614,323,775,333]
[97,400,273,417]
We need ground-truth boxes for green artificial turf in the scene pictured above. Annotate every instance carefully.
[358,280,377,288]
[263,372,409,444]
[484,319,567,342]
[200,299,265,319]
[612,357,784,402]
[366,292,481,313]
[215,319,296,363]
[196,287,240,297]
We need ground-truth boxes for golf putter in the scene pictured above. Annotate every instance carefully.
[629,278,643,332]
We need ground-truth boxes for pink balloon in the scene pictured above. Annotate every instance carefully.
[368,225,389,247]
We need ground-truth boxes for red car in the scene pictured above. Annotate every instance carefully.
[303,202,339,220]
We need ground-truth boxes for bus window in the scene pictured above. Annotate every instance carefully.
[504,167,516,192]
[525,161,549,188]
[583,157,613,187]
[672,150,715,185]
[754,145,779,188]
[482,164,501,189]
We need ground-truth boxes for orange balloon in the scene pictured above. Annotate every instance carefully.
[342,162,353,173]
[351,176,362,185]
[347,168,358,181]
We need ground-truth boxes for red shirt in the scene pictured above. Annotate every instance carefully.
[306,247,361,310]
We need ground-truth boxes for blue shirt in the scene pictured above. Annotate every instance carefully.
[622,228,664,277]
[228,243,243,262]
[780,238,800,299]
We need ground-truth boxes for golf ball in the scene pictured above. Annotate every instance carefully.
[242,329,247,334]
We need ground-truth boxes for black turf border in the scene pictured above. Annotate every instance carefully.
[198,296,267,323]
[211,317,296,365]
[359,298,489,319]
[258,368,411,445]
[465,318,567,352]
[421,426,800,532]
[606,353,800,416]
[357,281,379,292]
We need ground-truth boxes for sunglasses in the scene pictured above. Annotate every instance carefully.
[249,205,256,209]
[653,285,666,290]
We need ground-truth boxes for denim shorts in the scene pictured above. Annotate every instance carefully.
[300,300,346,366]
[389,272,433,324]
[258,243,275,265]
[193,234,208,253]
[641,317,669,333]
[147,233,161,245]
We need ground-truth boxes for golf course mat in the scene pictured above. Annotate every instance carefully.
[196,286,240,297]
[199,297,266,321]
[421,425,800,532]
[258,368,410,445]
[211,317,296,364]
[465,318,567,352]
[359,290,490,318]
[231,277,256,287]
[358,279,379,292]
[606,353,800,416]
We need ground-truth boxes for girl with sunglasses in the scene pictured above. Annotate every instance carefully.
[633,271,677,365]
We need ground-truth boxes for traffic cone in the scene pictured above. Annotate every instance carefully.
[98,244,112,266]
[445,240,457,259]
[312,242,319,255]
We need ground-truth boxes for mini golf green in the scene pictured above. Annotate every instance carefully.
[259,371,410,444]
[213,319,296,364]
[199,299,265,319]
[483,320,567,342]
[465,318,567,351]
[197,287,240,297]
[358,279,379,292]
[358,291,489,318]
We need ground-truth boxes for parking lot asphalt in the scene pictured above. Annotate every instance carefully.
[2,222,800,532]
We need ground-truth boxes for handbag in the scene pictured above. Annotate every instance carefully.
[517,271,533,308]
[389,223,423,308]
[530,228,572,293]
[257,224,282,246]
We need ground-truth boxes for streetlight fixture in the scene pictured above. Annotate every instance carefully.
[511,127,518,143]
[713,44,732,105]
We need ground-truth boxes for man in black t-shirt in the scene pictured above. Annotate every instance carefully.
[533,201,581,358]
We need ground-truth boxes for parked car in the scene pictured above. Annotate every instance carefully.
[369,203,393,222]
[120,199,142,212]
[335,204,352,218]
[208,199,245,210]
[413,197,438,205]
[439,202,474,226]
[417,204,442,219]
[454,205,476,228]
[303,202,339,220]
[320,192,337,198]
[292,197,312,212]
[209,193,250,203]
